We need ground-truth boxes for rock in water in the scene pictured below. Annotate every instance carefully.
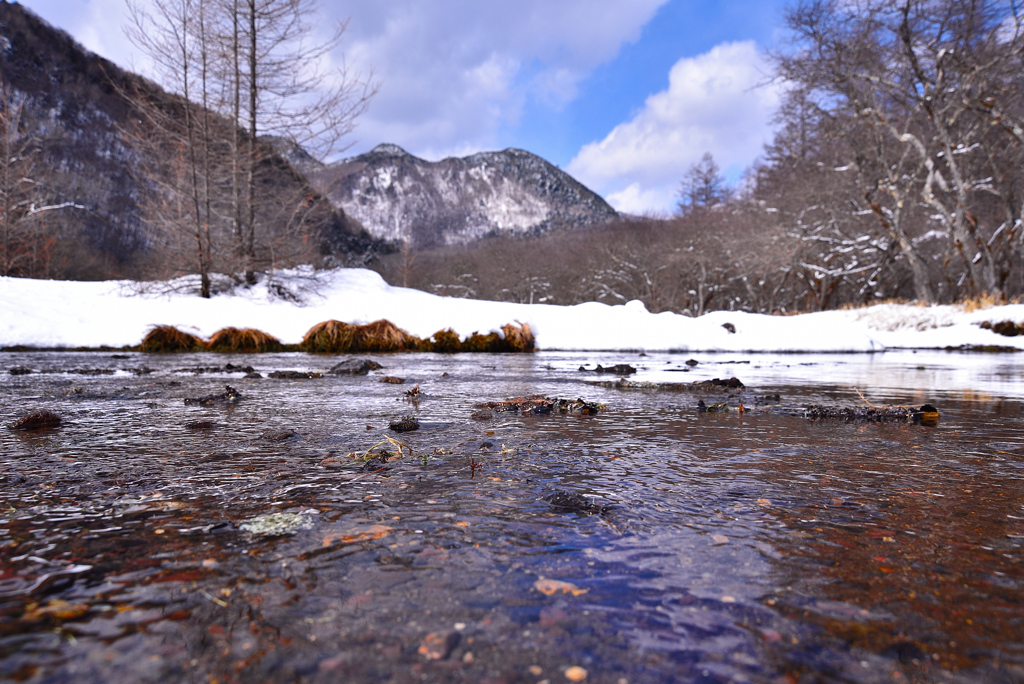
[328,359,384,375]
[389,416,420,432]
[8,410,62,430]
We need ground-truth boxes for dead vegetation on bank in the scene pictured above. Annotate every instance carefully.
[207,327,283,353]
[136,320,535,353]
[139,325,206,352]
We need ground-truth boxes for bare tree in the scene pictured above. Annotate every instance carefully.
[126,0,221,296]
[678,152,729,214]
[775,0,1024,302]
[229,0,377,283]
[123,0,377,291]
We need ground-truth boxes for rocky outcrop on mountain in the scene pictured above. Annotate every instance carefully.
[300,143,618,248]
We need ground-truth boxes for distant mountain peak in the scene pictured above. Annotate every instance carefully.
[303,144,617,249]
[368,143,413,158]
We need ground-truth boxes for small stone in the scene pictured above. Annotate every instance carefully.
[239,512,313,536]
[380,376,405,384]
[389,416,419,432]
[564,666,588,682]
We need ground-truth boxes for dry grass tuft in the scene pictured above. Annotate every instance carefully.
[463,331,504,353]
[139,325,206,353]
[956,291,1012,312]
[427,328,463,354]
[501,321,535,352]
[838,298,918,311]
[207,327,282,353]
[300,320,357,353]
[352,319,420,352]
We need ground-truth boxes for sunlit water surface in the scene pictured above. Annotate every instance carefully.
[1,350,1022,683]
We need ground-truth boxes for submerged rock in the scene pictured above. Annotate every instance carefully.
[267,370,322,379]
[8,366,33,375]
[184,385,243,406]
[184,420,216,430]
[8,410,62,430]
[476,395,605,416]
[592,364,637,375]
[697,377,744,389]
[329,359,384,375]
[697,400,729,413]
[261,429,297,441]
[389,416,420,432]
[803,403,939,424]
[177,363,256,375]
[359,451,393,472]
[591,377,744,391]
[239,511,314,536]
[545,490,609,515]
[380,376,405,384]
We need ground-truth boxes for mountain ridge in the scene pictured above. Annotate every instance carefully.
[296,142,618,248]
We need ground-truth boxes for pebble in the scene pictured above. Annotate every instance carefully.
[565,666,587,681]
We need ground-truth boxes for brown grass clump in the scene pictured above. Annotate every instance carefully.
[427,328,463,354]
[351,319,420,352]
[463,331,504,353]
[501,322,535,352]
[207,327,282,353]
[956,291,1018,312]
[300,320,357,353]
[139,325,206,352]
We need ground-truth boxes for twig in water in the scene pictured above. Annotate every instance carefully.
[854,387,878,409]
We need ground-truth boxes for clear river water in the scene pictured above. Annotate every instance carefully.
[1,350,1022,683]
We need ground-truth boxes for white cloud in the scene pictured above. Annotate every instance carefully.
[605,184,675,216]
[332,0,670,160]
[567,41,781,214]
[21,0,668,162]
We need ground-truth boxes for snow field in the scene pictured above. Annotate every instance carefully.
[1,268,1023,352]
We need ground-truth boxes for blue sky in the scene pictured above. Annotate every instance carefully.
[21,0,791,213]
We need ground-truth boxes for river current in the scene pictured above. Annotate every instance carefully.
[1,350,1022,683]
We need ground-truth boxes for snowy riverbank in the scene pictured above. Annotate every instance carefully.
[2,268,1022,352]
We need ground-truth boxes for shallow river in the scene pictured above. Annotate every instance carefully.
[1,350,1022,683]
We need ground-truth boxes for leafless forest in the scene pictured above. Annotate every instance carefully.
[374,0,1024,313]
[0,0,377,289]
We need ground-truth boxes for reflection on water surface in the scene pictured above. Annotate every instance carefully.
[0,350,1022,683]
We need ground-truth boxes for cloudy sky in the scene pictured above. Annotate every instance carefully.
[21,0,789,214]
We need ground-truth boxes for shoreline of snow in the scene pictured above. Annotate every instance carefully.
[2,268,1023,352]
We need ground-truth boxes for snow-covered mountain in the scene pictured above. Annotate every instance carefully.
[298,144,618,248]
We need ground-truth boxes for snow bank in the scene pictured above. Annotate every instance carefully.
[1,268,1022,352]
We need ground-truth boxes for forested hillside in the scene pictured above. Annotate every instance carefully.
[0,2,378,284]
